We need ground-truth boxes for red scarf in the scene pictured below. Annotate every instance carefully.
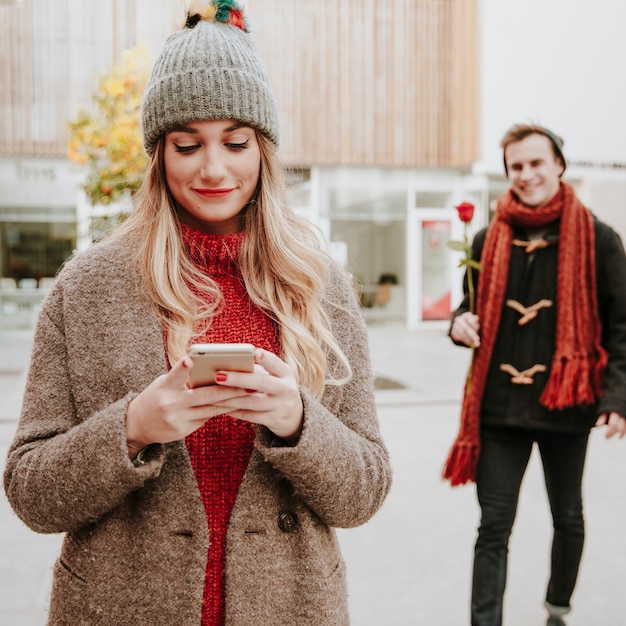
[443,182,607,486]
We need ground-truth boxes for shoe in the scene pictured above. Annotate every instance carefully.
[547,617,566,626]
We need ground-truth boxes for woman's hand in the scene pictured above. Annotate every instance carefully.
[125,349,304,456]
[450,311,481,348]
[212,348,304,444]
[125,356,251,453]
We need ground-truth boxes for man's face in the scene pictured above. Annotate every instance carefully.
[504,134,564,209]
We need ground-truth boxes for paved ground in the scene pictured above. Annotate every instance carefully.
[1,322,624,625]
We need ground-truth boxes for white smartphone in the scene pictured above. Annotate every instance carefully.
[188,343,256,388]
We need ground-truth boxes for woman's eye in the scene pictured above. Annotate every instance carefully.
[225,139,249,151]
[173,143,199,153]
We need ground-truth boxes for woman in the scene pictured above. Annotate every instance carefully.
[3,2,392,624]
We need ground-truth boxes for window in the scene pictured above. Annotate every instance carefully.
[1,221,75,281]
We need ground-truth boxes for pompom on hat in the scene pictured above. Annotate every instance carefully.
[141,0,280,155]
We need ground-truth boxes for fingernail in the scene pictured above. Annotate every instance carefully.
[215,372,227,383]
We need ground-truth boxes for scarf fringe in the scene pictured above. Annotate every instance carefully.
[540,351,607,410]
[442,441,479,486]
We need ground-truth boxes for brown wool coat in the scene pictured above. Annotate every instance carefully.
[3,235,392,626]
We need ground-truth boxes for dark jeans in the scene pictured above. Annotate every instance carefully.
[471,425,589,626]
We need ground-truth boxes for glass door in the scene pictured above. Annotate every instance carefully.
[407,207,464,325]
[420,219,452,320]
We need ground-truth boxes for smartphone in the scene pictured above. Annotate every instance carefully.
[188,343,256,388]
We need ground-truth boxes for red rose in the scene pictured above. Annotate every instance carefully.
[455,202,475,223]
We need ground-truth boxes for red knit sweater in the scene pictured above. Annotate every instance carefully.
[181,225,279,626]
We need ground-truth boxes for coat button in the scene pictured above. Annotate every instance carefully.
[278,511,298,532]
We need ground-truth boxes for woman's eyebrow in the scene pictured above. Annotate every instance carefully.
[168,124,198,134]
[225,122,250,132]
[167,122,252,135]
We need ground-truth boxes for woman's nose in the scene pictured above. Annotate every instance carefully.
[199,147,226,180]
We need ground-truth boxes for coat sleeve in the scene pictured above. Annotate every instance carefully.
[595,222,626,418]
[255,264,392,529]
[3,285,166,534]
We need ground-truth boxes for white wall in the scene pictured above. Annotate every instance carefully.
[478,0,626,172]
[135,0,180,52]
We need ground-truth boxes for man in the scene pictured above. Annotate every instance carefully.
[444,124,626,626]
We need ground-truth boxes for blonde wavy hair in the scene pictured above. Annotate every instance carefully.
[112,131,352,398]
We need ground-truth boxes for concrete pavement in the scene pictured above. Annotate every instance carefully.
[1,323,624,625]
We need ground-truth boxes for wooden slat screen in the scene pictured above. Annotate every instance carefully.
[0,0,137,157]
[0,0,479,168]
[249,0,479,168]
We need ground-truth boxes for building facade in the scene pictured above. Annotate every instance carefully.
[1,0,484,326]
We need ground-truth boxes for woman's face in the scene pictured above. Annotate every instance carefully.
[163,119,261,235]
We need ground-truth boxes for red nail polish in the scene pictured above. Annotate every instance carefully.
[215,372,227,383]
[245,388,256,394]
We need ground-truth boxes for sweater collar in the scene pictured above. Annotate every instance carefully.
[181,224,245,275]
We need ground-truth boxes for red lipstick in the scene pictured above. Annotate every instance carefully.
[195,188,234,198]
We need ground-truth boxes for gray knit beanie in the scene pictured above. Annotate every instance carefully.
[141,1,279,155]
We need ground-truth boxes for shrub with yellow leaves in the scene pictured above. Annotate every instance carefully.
[67,44,150,206]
